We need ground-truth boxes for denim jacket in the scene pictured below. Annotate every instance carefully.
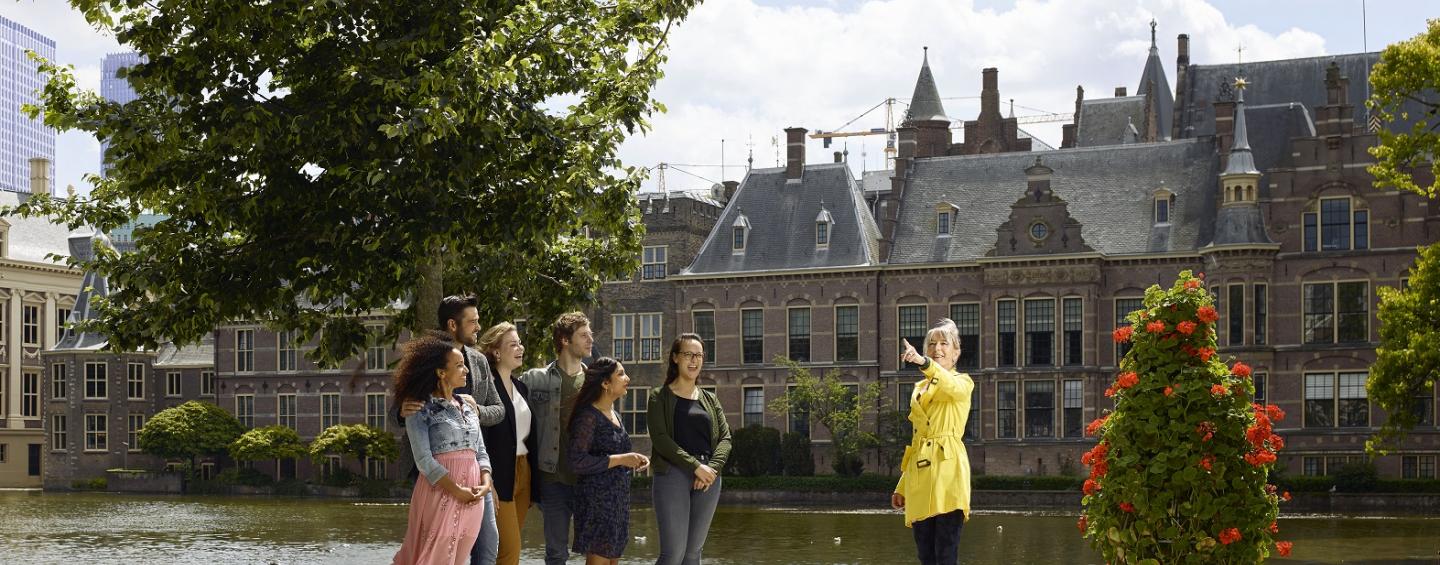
[406,395,493,485]
[520,361,584,481]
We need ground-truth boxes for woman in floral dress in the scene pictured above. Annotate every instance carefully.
[567,357,650,565]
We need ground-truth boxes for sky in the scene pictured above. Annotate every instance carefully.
[2,0,1435,197]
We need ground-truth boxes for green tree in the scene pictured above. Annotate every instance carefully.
[769,357,880,477]
[138,400,246,471]
[309,424,398,469]
[11,0,700,366]
[1367,19,1440,454]
[229,425,307,463]
[1080,271,1290,563]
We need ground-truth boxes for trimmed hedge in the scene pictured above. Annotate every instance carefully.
[1274,474,1440,494]
[692,474,1084,493]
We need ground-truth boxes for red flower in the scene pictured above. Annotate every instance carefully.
[1077,515,1088,533]
[1268,521,1279,534]
[1177,321,1197,335]
[1265,484,1278,495]
[1163,386,1174,397]
[1268,434,1286,450]
[1245,449,1277,467]
[1145,320,1166,333]
[1119,502,1135,513]
[1196,421,1215,442]
[1218,527,1241,545]
[1199,454,1214,471]
[1085,415,1109,437]
[1112,326,1134,343]
[1266,404,1286,423]
[1276,541,1293,556]
[1115,372,1139,389]
[1104,386,1116,398]
[1211,384,1229,397]
[1196,272,1205,280]
[1083,478,1101,496]
[1185,279,1201,290]
[1282,491,1292,501]
[1232,362,1252,378]
[1197,347,1216,361]
[1197,306,1219,323]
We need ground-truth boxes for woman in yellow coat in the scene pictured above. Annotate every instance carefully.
[891,318,974,565]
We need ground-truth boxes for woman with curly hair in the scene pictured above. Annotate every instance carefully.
[392,331,495,565]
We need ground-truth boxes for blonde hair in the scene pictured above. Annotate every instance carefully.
[478,321,517,356]
[926,318,961,347]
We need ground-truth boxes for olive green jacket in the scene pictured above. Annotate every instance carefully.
[646,385,733,476]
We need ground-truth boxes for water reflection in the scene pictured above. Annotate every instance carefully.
[0,490,1435,564]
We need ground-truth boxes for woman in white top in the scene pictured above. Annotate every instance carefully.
[479,322,541,565]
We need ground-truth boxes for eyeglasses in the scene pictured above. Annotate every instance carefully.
[675,352,705,361]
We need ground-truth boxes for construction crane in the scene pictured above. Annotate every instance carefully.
[811,98,1075,169]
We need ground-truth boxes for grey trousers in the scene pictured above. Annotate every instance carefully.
[470,490,498,565]
[538,479,575,565]
[651,465,722,565]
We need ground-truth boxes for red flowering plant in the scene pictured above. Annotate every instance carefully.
[1080,271,1291,563]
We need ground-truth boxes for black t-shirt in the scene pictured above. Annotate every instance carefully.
[673,395,713,459]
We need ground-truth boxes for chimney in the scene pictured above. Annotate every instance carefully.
[1062,85,1084,148]
[29,158,51,195]
[784,127,806,181]
[1177,34,1190,63]
[981,68,1000,117]
[1174,34,1191,139]
[1115,87,1128,97]
[722,180,740,202]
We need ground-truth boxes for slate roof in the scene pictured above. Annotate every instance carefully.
[1137,42,1174,139]
[686,164,881,274]
[51,228,116,351]
[153,333,215,368]
[861,170,892,194]
[1075,96,1147,147]
[905,50,948,123]
[889,139,1220,264]
[0,191,73,266]
[1240,102,1315,198]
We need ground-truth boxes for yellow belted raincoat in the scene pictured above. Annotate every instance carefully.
[894,360,974,527]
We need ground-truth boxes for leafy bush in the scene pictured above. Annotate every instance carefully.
[230,425,307,462]
[1333,462,1379,493]
[357,479,395,498]
[139,401,245,471]
[831,451,864,477]
[973,475,1082,491]
[781,432,815,476]
[727,426,782,477]
[216,467,275,486]
[321,467,359,487]
[1080,271,1290,562]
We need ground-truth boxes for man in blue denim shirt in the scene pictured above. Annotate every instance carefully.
[400,295,505,565]
[520,312,592,565]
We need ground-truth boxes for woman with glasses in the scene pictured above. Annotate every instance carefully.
[646,333,732,565]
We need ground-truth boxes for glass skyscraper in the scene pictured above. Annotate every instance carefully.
[100,52,144,172]
[0,15,56,194]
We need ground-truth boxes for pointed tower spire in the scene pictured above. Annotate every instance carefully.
[1223,77,1259,175]
[906,46,949,123]
[1150,18,1158,51]
[1137,19,1174,140]
[1210,75,1273,246]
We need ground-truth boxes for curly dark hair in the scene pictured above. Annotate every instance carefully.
[569,357,620,427]
[391,331,461,409]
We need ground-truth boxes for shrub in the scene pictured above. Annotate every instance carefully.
[831,451,864,477]
[781,432,815,476]
[728,426,782,477]
[216,467,275,487]
[1333,462,1379,493]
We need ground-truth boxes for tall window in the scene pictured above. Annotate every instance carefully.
[1228,285,1245,346]
[1412,383,1435,427]
[1303,281,1368,344]
[788,307,811,363]
[1024,380,1055,438]
[742,386,764,428]
[1402,455,1436,479]
[611,314,635,362]
[200,371,215,396]
[1305,197,1369,251]
[56,307,71,342]
[127,413,144,452]
[639,313,662,362]
[741,309,764,364]
[1154,197,1170,223]
[85,413,107,451]
[1024,298,1055,367]
[1114,298,1144,362]
[620,388,648,435]
[815,221,829,246]
[321,393,341,430]
[366,393,388,430]
[1063,379,1083,437]
[85,362,107,399]
[1254,372,1268,406]
[937,211,952,235]
[950,303,980,369]
[165,371,181,397]
[997,300,1017,367]
[996,381,1017,438]
[692,311,716,363]
[1062,298,1083,366]
[235,394,255,428]
[835,305,859,363]
[1253,283,1267,345]
[235,329,254,373]
[641,246,668,280]
[365,324,386,371]
[899,305,927,371]
[51,414,67,451]
[21,372,38,417]
[789,385,811,436]
[1305,372,1370,428]
[22,304,39,345]
[278,394,297,429]
[277,330,298,372]
[50,363,66,400]
[965,391,980,440]
[732,226,747,251]
[126,362,145,400]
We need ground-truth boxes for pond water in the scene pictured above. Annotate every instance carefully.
[0,490,1435,563]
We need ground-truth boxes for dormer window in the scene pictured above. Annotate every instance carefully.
[815,206,834,248]
[732,213,751,253]
[935,202,959,236]
[1152,187,1175,225]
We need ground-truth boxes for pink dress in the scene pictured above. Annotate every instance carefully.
[392,449,487,565]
